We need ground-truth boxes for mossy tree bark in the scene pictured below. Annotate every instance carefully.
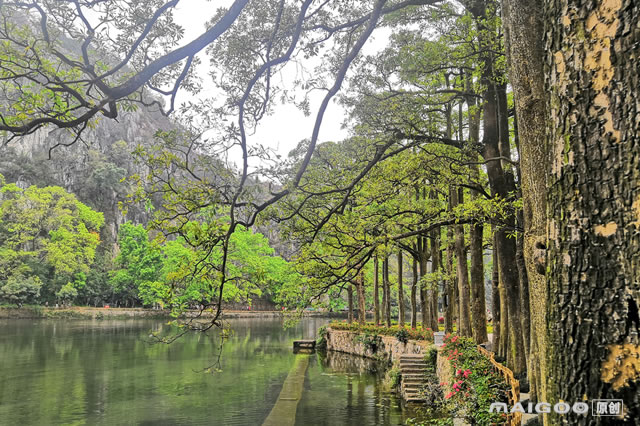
[374,256,380,325]
[398,249,405,327]
[466,0,526,374]
[500,0,548,401]
[430,226,441,331]
[347,285,353,324]
[384,255,391,327]
[381,256,387,323]
[411,256,418,329]
[445,223,455,334]
[545,0,640,422]
[357,270,366,325]
[470,184,488,344]
[452,187,472,337]
[491,233,501,353]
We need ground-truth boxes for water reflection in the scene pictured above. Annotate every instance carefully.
[0,318,425,425]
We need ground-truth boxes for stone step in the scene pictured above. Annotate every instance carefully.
[399,361,426,366]
[405,396,425,402]
[402,373,424,380]
[402,383,423,390]
[400,354,425,359]
[400,369,425,375]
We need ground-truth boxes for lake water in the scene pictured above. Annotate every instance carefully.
[0,318,426,425]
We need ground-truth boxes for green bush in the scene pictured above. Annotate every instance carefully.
[388,366,402,388]
[316,324,329,350]
[395,327,409,344]
[440,334,510,425]
[355,332,382,352]
[328,321,434,342]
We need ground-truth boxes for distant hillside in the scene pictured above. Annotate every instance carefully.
[0,107,174,250]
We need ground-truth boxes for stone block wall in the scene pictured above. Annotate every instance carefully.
[324,328,433,363]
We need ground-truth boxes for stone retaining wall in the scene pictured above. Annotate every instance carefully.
[324,328,433,363]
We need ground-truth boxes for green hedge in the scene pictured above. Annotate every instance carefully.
[328,321,435,341]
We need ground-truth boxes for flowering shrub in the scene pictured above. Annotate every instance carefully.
[440,333,510,424]
[438,316,445,324]
[328,321,434,342]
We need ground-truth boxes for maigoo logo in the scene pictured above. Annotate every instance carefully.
[489,401,589,415]
[489,400,624,417]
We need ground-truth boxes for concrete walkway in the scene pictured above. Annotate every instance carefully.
[262,354,310,426]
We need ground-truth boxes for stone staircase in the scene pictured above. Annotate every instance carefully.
[399,354,427,402]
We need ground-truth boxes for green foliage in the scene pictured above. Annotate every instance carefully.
[394,327,409,344]
[355,332,382,352]
[440,334,510,425]
[330,321,435,341]
[56,283,78,305]
[0,274,42,305]
[110,222,164,306]
[316,324,329,351]
[0,174,104,304]
[388,366,402,388]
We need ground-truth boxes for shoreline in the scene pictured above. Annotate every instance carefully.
[0,306,348,320]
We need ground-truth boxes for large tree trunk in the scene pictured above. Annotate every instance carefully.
[398,249,405,327]
[491,233,501,354]
[417,237,431,328]
[347,284,353,324]
[500,0,548,401]
[469,192,488,344]
[411,256,418,329]
[467,0,526,375]
[357,270,366,325]
[481,82,526,374]
[467,79,489,345]
[451,187,471,337]
[381,256,387,323]
[430,226,440,331]
[545,0,640,422]
[445,224,455,334]
[374,256,380,325]
[384,255,391,327]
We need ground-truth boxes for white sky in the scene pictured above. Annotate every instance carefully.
[172,0,388,164]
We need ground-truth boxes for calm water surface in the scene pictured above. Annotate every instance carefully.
[0,318,425,425]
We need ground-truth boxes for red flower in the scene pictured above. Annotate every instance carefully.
[463,369,471,378]
[445,392,453,399]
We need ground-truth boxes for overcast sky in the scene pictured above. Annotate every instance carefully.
[171,0,387,165]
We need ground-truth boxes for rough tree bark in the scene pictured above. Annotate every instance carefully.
[500,0,548,401]
[411,257,418,329]
[491,232,501,354]
[467,86,489,344]
[347,284,353,324]
[374,256,380,325]
[384,255,391,327]
[545,0,640,422]
[398,249,405,327]
[445,223,455,334]
[357,270,366,325]
[468,0,526,374]
[381,256,387,323]
[470,180,489,344]
[418,239,430,329]
[451,187,472,337]
[430,226,441,331]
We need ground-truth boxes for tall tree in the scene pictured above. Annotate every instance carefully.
[397,249,405,327]
[545,0,640,422]
[500,0,548,403]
